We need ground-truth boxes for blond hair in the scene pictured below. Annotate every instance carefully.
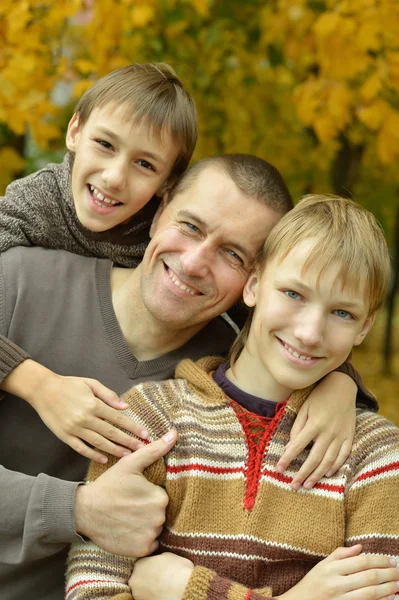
[74,63,197,182]
[230,194,391,364]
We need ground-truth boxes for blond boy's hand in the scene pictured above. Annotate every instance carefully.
[129,552,194,600]
[276,545,399,600]
[276,372,356,489]
[2,359,148,463]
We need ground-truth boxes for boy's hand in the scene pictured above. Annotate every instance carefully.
[2,359,148,463]
[129,552,194,600]
[276,545,399,600]
[276,372,356,489]
[75,432,177,557]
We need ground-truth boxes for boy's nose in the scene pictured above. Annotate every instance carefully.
[102,163,127,191]
[294,314,325,348]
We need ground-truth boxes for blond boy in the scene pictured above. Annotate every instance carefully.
[66,195,399,600]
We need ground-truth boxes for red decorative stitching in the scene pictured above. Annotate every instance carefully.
[230,400,287,511]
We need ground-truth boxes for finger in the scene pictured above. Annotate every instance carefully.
[68,435,109,464]
[86,378,129,410]
[289,406,309,441]
[276,427,318,474]
[290,438,339,490]
[348,567,399,591]
[99,405,149,440]
[81,427,140,459]
[301,443,341,489]
[121,431,178,473]
[88,417,145,452]
[326,439,352,477]
[323,545,362,564]
[338,553,397,576]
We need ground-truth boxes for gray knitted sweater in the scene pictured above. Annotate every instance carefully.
[0,153,159,380]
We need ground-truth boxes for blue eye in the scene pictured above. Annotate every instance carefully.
[334,309,353,320]
[284,290,301,300]
[184,222,200,233]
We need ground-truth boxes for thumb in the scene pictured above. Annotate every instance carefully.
[122,431,177,473]
[86,378,127,409]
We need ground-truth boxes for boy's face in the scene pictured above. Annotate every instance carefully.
[242,239,375,401]
[66,105,180,232]
[139,166,280,332]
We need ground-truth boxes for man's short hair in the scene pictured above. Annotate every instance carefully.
[74,63,197,180]
[168,154,294,217]
[230,194,391,364]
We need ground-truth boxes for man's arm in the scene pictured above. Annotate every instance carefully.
[0,465,80,564]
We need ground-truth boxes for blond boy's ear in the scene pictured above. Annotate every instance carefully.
[354,312,377,346]
[243,272,259,308]
[149,193,169,238]
[66,113,80,151]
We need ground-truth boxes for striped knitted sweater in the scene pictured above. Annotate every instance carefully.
[66,357,399,600]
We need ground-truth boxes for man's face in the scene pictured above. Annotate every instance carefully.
[140,166,280,331]
[66,105,180,232]
[242,240,375,400]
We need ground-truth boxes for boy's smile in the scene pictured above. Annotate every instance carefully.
[66,105,180,232]
[234,239,375,401]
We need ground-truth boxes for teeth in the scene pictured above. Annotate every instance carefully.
[90,185,119,206]
[283,342,313,361]
[168,269,198,296]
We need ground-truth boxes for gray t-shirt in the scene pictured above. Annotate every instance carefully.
[0,246,236,600]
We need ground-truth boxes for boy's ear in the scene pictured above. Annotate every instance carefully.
[243,272,259,308]
[354,312,377,346]
[149,192,169,238]
[66,113,80,151]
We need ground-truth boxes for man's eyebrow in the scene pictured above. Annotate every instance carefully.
[176,209,253,262]
[95,127,167,165]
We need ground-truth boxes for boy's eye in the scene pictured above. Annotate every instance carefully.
[96,139,113,150]
[137,159,155,171]
[284,290,301,300]
[334,309,353,320]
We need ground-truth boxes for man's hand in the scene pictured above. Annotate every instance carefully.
[129,552,194,600]
[276,372,356,489]
[276,545,399,600]
[2,359,149,463]
[74,431,177,557]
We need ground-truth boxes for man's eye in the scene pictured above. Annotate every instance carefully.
[183,222,200,233]
[95,139,113,150]
[137,159,155,171]
[284,290,301,300]
[226,249,243,264]
[334,309,353,320]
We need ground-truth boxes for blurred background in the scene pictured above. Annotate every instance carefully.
[0,0,398,422]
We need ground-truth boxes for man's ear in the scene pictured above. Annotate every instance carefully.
[354,312,377,346]
[66,113,81,151]
[243,272,259,308]
[149,192,169,238]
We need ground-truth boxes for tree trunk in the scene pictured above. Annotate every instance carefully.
[331,134,364,197]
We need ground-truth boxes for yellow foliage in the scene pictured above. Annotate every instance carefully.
[0,147,26,191]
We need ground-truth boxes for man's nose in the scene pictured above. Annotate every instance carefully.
[180,244,210,279]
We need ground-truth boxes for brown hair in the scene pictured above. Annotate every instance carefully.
[230,194,391,364]
[168,153,293,216]
[74,63,197,184]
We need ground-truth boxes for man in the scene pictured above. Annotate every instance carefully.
[0,155,291,600]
